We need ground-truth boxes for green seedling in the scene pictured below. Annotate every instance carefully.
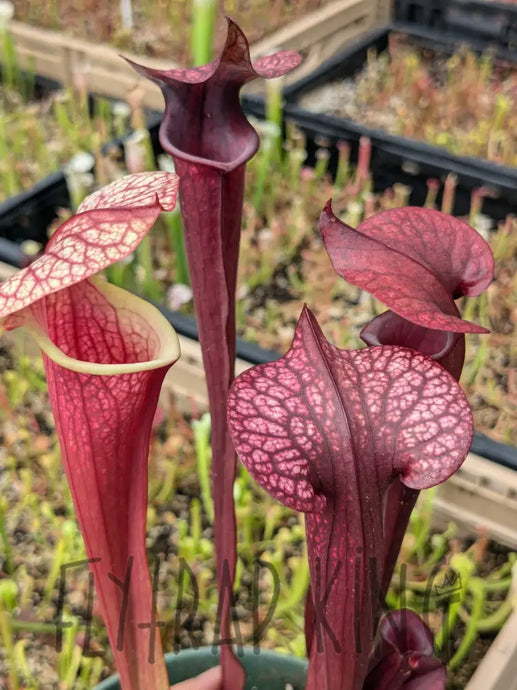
[192,412,214,522]
[151,455,177,504]
[424,178,440,209]
[60,642,84,689]
[252,121,282,212]
[43,519,84,606]
[135,234,164,302]
[13,638,38,689]
[3,368,29,407]
[0,579,19,689]
[275,548,310,618]
[190,0,216,66]
[0,579,18,613]
[163,208,191,287]
[287,145,307,191]
[57,614,80,685]
[0,496,14,574]
[441,174,457,215]
[265,76,285,163]
[112,100,132,138]
[423,524,458,569]
[235,470,257,552]
[388,486,517,670]
[1,37,132,201]
[313,147,330,181]
[190,498,202,553]
[407,488,435,564]
[1,24,19,92]
[334,140,351,190]
[77,656,105,689]
[463,338,489,385]
[104,255,134,295]
[435,553,476,651]
[448,577,485,670]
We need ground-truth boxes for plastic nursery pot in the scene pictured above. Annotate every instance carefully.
[94,647,308,690]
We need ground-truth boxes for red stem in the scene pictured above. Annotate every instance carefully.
[381,480,419,597]
[173,159,245,689]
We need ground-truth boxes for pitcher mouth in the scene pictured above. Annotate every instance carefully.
[360,311,460,361]
[29,279,180,375]
[158,104,260,174]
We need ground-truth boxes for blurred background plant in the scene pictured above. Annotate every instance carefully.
[0,29,131,204]
[10,0,334,60]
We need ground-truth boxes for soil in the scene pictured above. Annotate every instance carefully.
[12,1,332,61]
[446,631,492,690]
[297,34,517,166]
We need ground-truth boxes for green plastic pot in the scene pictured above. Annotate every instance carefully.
[95,647,308,689]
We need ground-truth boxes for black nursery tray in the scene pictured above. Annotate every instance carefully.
[0,171,69,260]
[0,77,163,267]
[395,0,517,51]
[0,73,69,264]
[244,24,517,220]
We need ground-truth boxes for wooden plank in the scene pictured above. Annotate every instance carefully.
[433,453,517,548]
[8,19,170,106]
[7,0,385,107]
[250,0,375,54]
[375,0,393,24]
[249,0,380,84]
[0,262,16,280]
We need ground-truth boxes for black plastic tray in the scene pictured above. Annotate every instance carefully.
[251,24,517,220]
[0,91,162,267]
[395,0,517,50]
[393,0,443,27]
[0,171,69,258]
[0,73,70,260]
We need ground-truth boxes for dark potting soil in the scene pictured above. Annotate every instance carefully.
[446,630,492,690]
